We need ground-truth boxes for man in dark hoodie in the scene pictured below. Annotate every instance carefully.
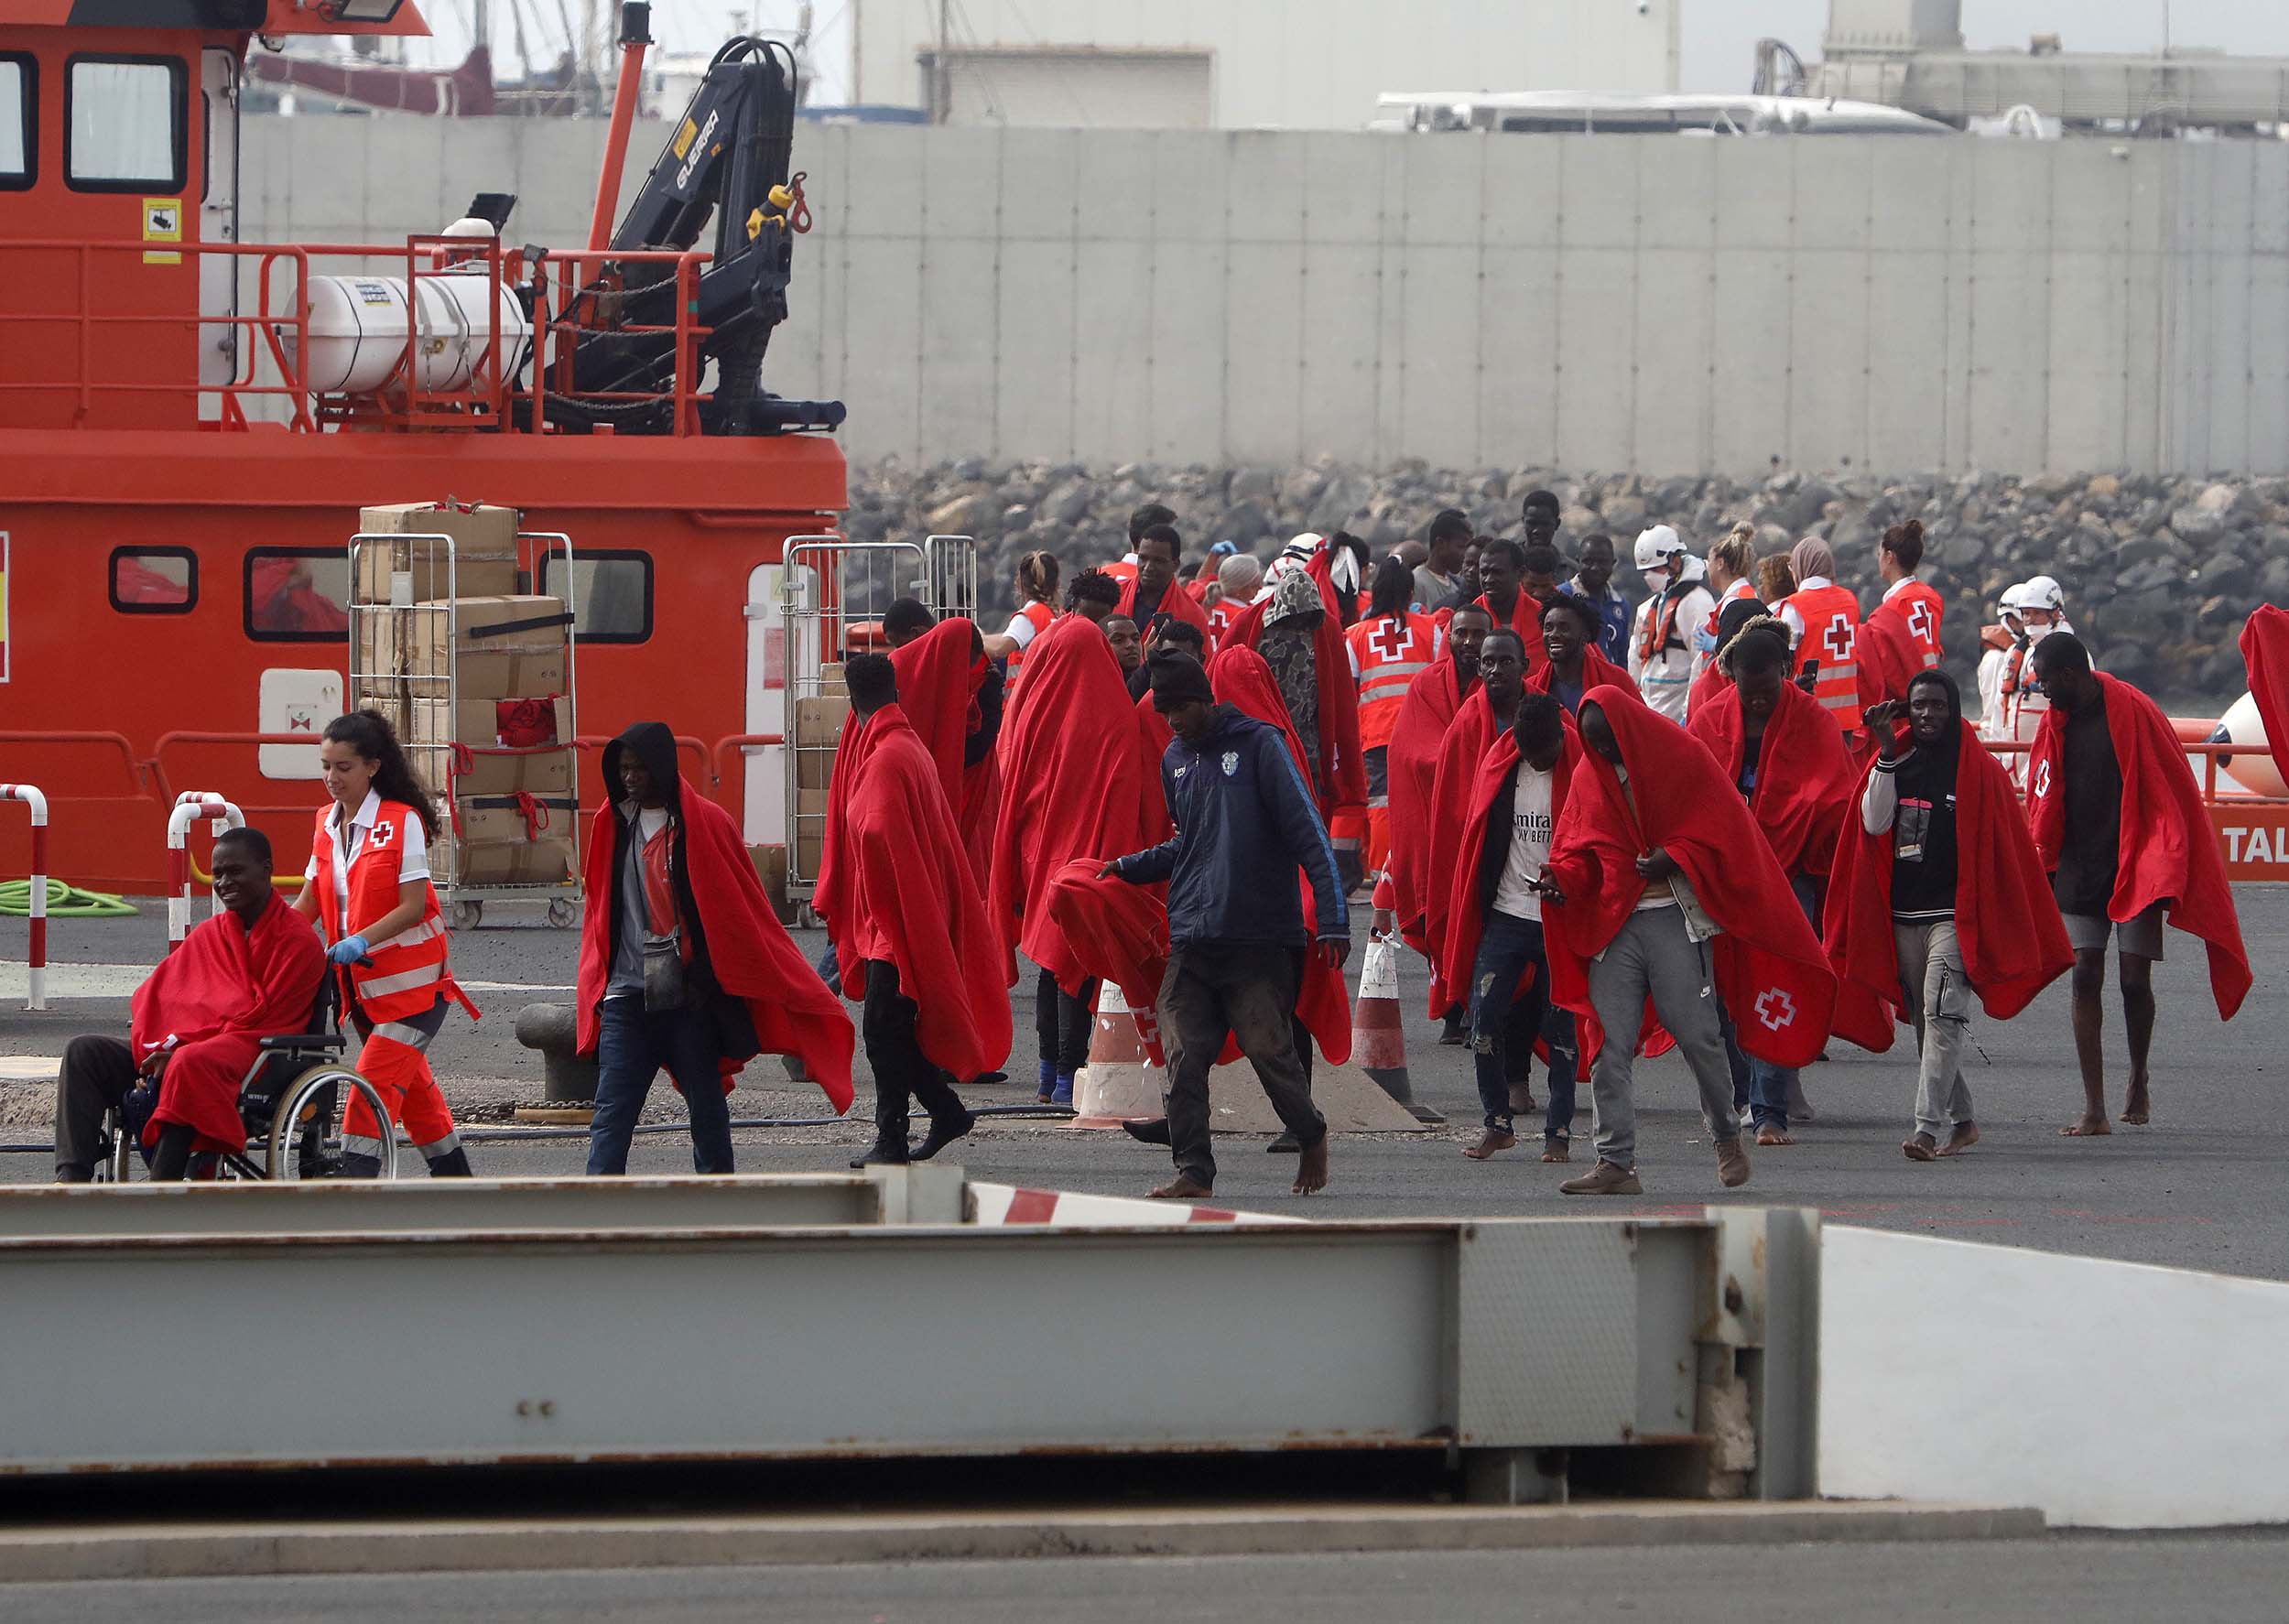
[579,721,856,1175]
[1104,652,1350,1200]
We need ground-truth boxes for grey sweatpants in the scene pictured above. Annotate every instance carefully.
[1894,918,1973,1137]
[1585,905,1737,1170]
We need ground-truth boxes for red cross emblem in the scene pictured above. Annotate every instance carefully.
[1822,613,1856,664]
[1906,600,1933,642]
[368,820,396,850]
[1754,988,1797,1032]
[1368,621,1414,661]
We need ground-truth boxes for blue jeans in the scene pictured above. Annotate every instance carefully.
[1725,874,1820,1132]
[588,995,735,1175]
[1466,911,1578,1141]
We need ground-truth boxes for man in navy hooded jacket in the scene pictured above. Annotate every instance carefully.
[1106,652,1349,1200]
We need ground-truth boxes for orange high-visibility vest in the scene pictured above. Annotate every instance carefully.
[1891,579,1945,669]
[1783,582,1864,733]
[307,799,469,1023]
[1347,612,1436,752]
[1004,600,1056,675]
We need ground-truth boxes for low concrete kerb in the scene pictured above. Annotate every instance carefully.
[0,1500,2045,1583]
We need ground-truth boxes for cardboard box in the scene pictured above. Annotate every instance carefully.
[450,745,575,799]
[456,648,567,701]
[818,662,848,697]
[793,695,850,744]
[794,746,834,793]
[747,844,795,926]
[403,596,570,679]
[410,695,572,751]
[357,503,522,603]
[438,835,577,888]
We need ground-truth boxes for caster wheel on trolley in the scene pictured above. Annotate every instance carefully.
[450,900,483,932]
[547,897,577,929]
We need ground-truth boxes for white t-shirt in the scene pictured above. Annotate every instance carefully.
[304,788,429,937]
[1491,763,1557,921]
[1002,610,1044,652]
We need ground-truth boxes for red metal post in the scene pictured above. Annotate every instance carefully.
[586,5,655,254]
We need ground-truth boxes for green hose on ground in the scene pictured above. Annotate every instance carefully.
[0,879,138,917]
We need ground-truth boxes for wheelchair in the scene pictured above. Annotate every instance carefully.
[93,968,400,1183]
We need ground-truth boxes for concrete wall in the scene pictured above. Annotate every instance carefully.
[238,115,2289,477]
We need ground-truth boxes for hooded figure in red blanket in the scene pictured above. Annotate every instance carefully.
[51,827,324,1182]
[1827,671,2071,1162]
[2239,604,2289,775]
[1386,602,1491,975]
[1422,628,1532,1028]
[1687,617,1855,1145]
[883,601,1005,885]
[989,612,1156,1103]
[577,722,856,1175]
[1530,592,1635,718]
[1218,543,1371,893]
[824,653,1014,1168]
[1441,694,1585,1165]
[1540,686,1838,1196]
[1103,651,1349,1200]
[1117,521,1214,648]
[2028,635,2250,1137]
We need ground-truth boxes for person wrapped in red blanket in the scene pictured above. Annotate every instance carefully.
[1385,602,1491,976]
[1530,592,1635,717]
[880,601,1004,885]
[1422,626,1533,1027]
[2239,604,2289,784]
[575,721,855,1175]
[1540,685,1837,1196]
[825,653,1014,1168]
[2027,634,2250,1137]
[1117,521,1214,648]
[52,828,323,1181]
[1687,616,1855,1144]
[1826,670,2070,1162]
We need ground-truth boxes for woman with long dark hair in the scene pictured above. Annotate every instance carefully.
[293,709,476,1176]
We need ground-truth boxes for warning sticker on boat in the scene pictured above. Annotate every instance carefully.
[672,117,700,159]
[142,198,181,265]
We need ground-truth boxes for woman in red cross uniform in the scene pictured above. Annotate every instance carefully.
[1345,557,1438,881]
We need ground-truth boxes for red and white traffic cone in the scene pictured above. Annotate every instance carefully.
[1355,929,1444,1125]
[1070,980,1166,1130]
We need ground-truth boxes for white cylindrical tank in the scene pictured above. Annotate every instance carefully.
[286,272,532,397]
[2211,692,2287,798]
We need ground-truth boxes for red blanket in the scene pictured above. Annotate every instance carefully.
[885,618,993,880]
[575,782,855,1110]
[1217,549,1369,823]
[1472,591,1550,677]
[2029,672,2251,1018]
[1385,656,1470,958]
[2239,605,2289,789]
[1527,644,1634,702]
[1544,685,1838,1068]
[1440,726,1578,1013]
[1825,720,2071,1049]
[1686,662,1729,723]
[136,893,326,1153]
[826,705,1014,1081]
[1858,602,1918,709]
[1118,574,1214,644]
[989,613,1162,993]
[1687,676,1855,877]
[1207,646,1354,1065]
[1421,687,1501,1015]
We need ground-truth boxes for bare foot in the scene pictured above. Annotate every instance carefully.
[1293,1135,1329,1196]
[1937,1122,1980,1157]
[1754,1123,1795,1147]
[2121,1083,2151,1126]
[1902,1132,1937,1162]
[1461,1129,1517,1161]
[2059,1114,2112,1137]
[1541,1138,1570,1164]
[1149,1174,1214,1200]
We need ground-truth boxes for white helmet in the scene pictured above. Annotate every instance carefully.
[2020,574,2065,612]
[1997,581,2034,612]
[1633,525,1687,573]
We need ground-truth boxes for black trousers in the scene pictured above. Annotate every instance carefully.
[54,1034,194,1181]
[1157,941,1325,1187]
[862,960,965,1141]
[1034,966,1098,1077]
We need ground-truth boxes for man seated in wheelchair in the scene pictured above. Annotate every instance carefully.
[52,828,326,1182]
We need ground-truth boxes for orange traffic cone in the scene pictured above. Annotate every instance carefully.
[1070,980,1166,1129]
[1355,930,1444,1125]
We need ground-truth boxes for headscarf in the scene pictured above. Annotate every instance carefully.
[1788,535,1837,585]
[1263,566,1324,628]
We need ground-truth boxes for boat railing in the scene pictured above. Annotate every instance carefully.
[0,236,717,437]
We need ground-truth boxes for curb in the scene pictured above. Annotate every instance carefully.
[0,1500,2045,1582]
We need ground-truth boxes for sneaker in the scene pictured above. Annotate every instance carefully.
[1558,1160,1642,1196]
[1049,1071,1075,1106]
[1716,1139,1752,1188]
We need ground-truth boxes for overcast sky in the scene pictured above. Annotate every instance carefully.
[407,1,2289,102]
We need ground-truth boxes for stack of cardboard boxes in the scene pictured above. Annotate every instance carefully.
[789,660,848,885]
[351,502,580,891]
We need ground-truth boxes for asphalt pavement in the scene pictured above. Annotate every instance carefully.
[6,1535,2287,1623]
[4,889,2284,1279]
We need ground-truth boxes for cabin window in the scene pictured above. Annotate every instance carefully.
[66,56,186,193]
[244,548,351,642]
[538,550,653,644]
[0,57,30,190]
[110,547,197,613]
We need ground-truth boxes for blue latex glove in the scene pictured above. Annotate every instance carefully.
[328,934,371,966]
[1691,624,1717,655]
